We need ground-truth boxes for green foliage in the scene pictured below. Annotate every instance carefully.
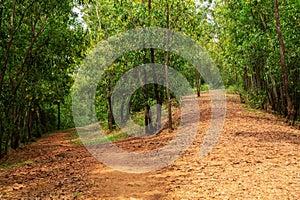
[213,0,300,120]
[77,130,128,145]
[200,84,210,92]
[247,89,267,109]
[57,95,75,130]
[226,85,240,94]
[77,0,212,133]
[0,0,87,156]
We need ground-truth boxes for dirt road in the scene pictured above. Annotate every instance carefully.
[1,94,299,199]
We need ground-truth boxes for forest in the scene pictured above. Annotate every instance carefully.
[0,0,300,198]
[1,0,299,157]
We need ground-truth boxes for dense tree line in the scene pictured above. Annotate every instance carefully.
[78,0,212,134]
[0,0,87,157]
[0,0,214,156]
[212,0,300,124]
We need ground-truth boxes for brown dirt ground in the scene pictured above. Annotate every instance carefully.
[0,93,300,199]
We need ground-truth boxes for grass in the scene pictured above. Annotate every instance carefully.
[243,105,265,115]
[81,131,128,145]
[74,193,82,198]
[0,160,34,171]
[230,103,266,119]
[67,131,83,146]
[67,129,129,146]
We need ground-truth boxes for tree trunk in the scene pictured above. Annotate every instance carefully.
[27,108,32,141]
[274,0,295,124]
[0,0,17,97]
[279,84,286,114]
[35,109,42,138]
[165,51,172,131]
[107,95,116,132]
[270,73,279,110]
[22,109,28,143]
[165,0,172,131]
[57,101,61,130]
[147,0,162,132]
[0,117,3,157]
[138,63,153,135]
[140,1,153,134]
[195,71,201,97]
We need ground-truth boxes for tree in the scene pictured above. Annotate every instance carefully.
[0,0,87,157]
[274,0,295,124]
[213,0,300,123]
[81,0,208,135]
